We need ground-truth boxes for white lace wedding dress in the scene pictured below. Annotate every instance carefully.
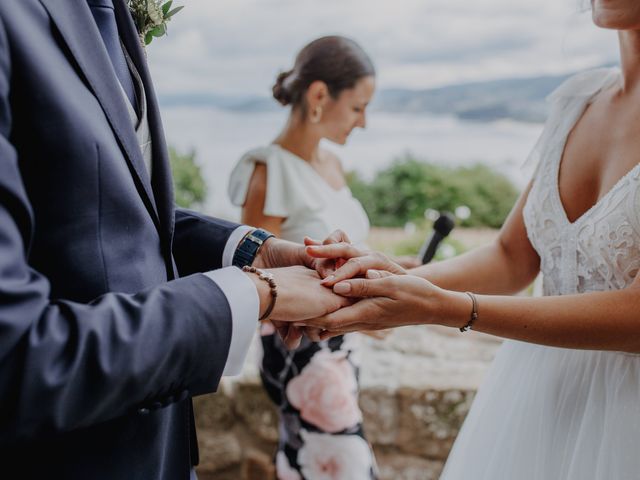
[440,68,640,480]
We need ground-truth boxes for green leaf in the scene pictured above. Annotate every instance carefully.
[162,0,173,15]
[165,6,184,19]
[150,24,166,37]
[144,32,154,45]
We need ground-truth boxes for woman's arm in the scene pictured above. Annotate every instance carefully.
[408,180,540,294]
[311,181,540,294]
[303,272,640,353]
[241,163,284,237]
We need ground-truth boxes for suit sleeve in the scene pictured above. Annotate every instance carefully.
[0,17,232,444]
[172,208,244,275]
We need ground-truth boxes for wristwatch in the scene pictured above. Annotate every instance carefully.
[232,228,275,268]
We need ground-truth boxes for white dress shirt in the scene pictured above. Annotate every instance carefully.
[203,225,259,376]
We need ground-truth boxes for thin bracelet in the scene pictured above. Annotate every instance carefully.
[459,291,478,332]
[242,266,278,321]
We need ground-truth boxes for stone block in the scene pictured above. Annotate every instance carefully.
[376,452,444,480]
[396,388,474,459]
[233,383,280,443]
[193,392,236,431]
[360,387,400,445]
[196,430,242,474]
[241,449,276,480]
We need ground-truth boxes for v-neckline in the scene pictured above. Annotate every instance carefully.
[271,144,349,194]
[554,85,640,227]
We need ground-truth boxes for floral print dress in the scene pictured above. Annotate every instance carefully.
[260,324,377,480]
[228,145,376,479]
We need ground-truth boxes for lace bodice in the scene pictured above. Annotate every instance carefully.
[523,68,640,296]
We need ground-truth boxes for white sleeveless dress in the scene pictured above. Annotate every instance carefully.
[440,68,640,479]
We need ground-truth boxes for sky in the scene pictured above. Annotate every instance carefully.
[146,0,620,97]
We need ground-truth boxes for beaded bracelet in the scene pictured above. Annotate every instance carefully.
[459,291,478,332]
[242,266,278,321]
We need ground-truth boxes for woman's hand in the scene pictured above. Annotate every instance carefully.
[301,271,467,339]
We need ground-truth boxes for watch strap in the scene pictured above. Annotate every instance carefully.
[232,228,275,268]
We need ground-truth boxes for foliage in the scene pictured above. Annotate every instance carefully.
[348,155,519,228]
[367,223,468,261]
[169,146,207,209]
[128,0,184,45]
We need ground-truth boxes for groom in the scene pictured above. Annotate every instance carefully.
[0,1,346,478]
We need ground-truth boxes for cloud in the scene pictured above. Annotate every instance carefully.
[146,0,619,95]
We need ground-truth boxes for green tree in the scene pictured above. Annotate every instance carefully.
[348,155,519,228]
[169,146,207,209]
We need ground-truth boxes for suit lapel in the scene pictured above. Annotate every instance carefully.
[113,0,176,247]
[38,0,161,229]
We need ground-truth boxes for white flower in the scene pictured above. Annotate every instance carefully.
[298,430,373,480]
[146,2,164,26]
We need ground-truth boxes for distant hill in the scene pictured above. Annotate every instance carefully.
[159,68,610,123]
[372,73,573,123]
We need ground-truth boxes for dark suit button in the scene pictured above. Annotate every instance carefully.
[138,407,150,415]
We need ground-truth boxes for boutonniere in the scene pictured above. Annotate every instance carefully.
[128,0,184,46]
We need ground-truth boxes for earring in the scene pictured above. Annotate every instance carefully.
[310,106,322,124]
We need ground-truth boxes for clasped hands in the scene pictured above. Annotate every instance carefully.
[252,229,448,349]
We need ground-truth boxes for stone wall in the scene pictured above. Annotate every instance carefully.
[194,325,501,479]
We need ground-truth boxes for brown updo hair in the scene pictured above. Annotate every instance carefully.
[272,36,375,110]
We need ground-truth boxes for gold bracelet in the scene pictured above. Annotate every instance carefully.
[459,291,478,332]
[242,266,278,321]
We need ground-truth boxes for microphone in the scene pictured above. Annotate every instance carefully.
[418,212,456,264]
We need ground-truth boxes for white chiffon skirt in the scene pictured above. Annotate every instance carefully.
[440,340,640,480]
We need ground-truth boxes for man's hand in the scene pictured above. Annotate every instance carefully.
[244,265,353,348]
[253,230,354,279]
[305,242,407,287]
[252,236,306,269]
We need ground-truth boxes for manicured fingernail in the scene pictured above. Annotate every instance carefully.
[367,269,381,279]
[322,275,336,284]
[334,282,351,294]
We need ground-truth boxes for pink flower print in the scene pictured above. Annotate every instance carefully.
[286,350,361,433]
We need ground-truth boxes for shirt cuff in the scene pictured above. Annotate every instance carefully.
[203,267,259,376]
[222,225,254,268]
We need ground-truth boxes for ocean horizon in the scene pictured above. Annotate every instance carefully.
[160,106,544,222]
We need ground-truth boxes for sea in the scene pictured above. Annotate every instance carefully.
[160,107,544,222]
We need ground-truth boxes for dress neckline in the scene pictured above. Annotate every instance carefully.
[553,75,640,227]
[270,144,349,194]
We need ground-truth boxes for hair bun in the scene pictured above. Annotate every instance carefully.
[272,70,294,106]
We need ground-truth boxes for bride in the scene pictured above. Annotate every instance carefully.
[302,1,640,478]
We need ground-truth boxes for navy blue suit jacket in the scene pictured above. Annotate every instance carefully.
[0,1,241,478]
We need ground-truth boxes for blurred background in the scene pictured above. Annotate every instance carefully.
[144,1,618,478]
